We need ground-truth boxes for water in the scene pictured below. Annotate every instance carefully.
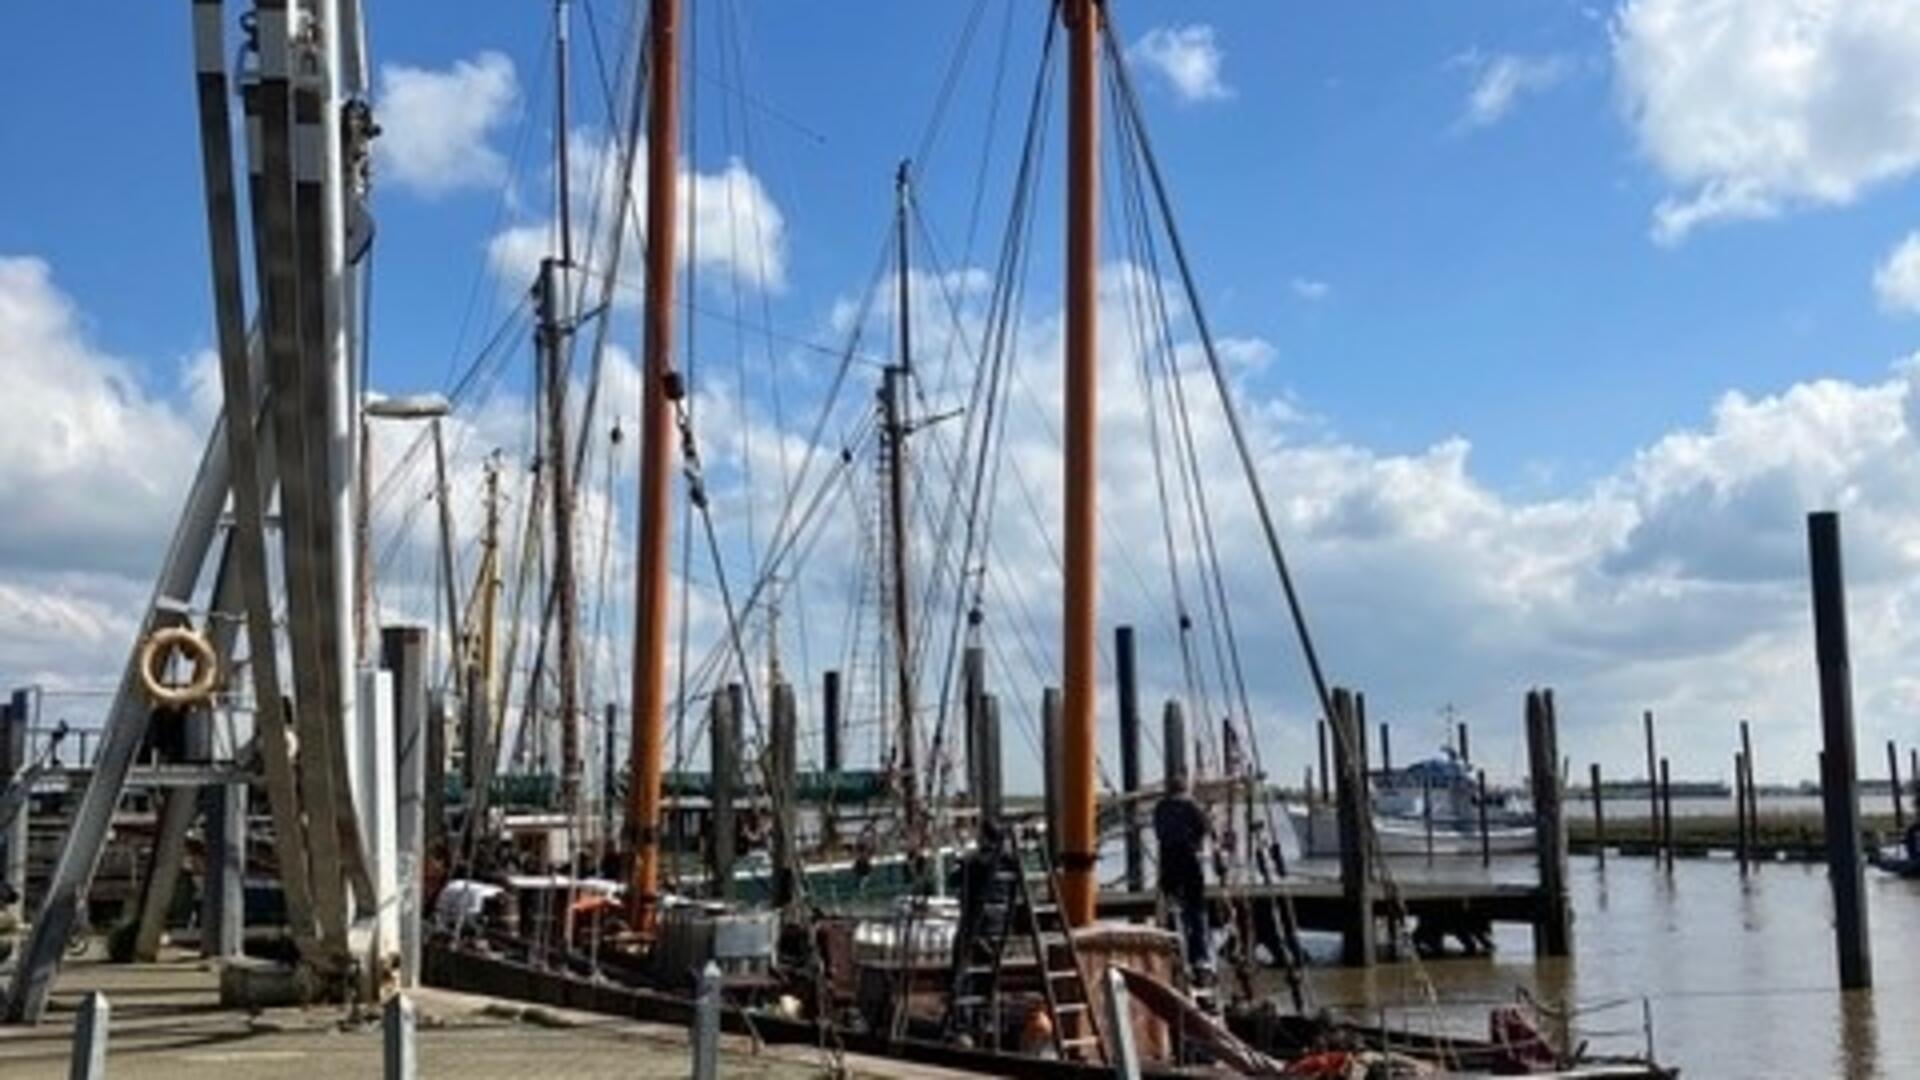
[1284,855,1920,1077]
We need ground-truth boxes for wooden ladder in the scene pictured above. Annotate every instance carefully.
[1018,824,1104,1062]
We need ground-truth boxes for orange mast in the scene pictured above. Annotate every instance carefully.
[628,0,679,934]
[1059,0,1101,926]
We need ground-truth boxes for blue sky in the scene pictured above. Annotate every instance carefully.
[9,1,1920,784]
[10,1,1916,490]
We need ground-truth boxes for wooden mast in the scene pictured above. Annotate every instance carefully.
[545,0,583,817]
[885,160,922,845]
[1060,0,1101,926]
[628,0,680,933]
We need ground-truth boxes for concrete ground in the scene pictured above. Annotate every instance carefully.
[0,950,973,1079]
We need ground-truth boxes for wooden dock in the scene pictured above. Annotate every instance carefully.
[1097,878,1553,939]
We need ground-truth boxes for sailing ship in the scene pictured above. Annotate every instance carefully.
[0,0,1675,1076]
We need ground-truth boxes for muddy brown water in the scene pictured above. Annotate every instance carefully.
[1268,855,1920,1078]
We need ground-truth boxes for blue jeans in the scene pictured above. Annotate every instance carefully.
[1165,890,1212,973]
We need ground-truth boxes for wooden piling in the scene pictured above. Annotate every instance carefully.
[1808,510,1872,989]
[1115,625,1145,893]
[1477,768,1492,868]
[1380,721,1393,775]
[1659,757,1674,872]
[1316,718,1330,803]
[823,669,843,774]
[1740,719,1757,857]
[1329,688,1374,966]
[1525,690,1571,956]
[980,693,1004,825]
[709,685,738,899]
[1589,763,1606,869]
[770,681,798,907]
[1458,720,1471,767]
[1887,740,1904,832]
[1735,751,1750,876]
[1422,773,1435,862]
[1642,710,1660,855]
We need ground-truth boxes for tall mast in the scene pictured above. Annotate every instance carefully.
[884,160,922,844]
[1059,0,1101,926]
[628,0,680,933]
[545,0,583,816]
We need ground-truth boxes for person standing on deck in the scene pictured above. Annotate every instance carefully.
[1154,773,1215,979]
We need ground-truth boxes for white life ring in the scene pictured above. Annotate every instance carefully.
[137,625,220,708]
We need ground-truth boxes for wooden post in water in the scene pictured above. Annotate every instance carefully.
[1458,720,1471,767]
[1887,740,1904,832]
[1642,710,1660,857]
[1526,689,1572,956]
[1421,773,1435,862]
[981,694,1004,826]
[709,686,737,900]
[1163,699,1189,787]
[1316,718,1330,803]
[1659,757,1674,869]
[1808,510,1872,990]
[1477,769,1492,868]
[1589,763,1606,869]
[1910,748,1919,818]
[770,681,798,907]
[1735,750,1750,876]
[1740,719,1757,860]
[1379,721,1393,775]
[1329,688,1374,966]
[1115,626,1145,893]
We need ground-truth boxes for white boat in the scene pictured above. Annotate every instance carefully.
[1289,749,1536,857]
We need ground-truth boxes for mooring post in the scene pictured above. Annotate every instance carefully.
[70,990,108,1080]
[1330,687,1374,966]
[1104,967,1143,1080]
[1379,721,1393,776]
[1422,773,1435,862]
[1735,751,1750,876]
[1043,687,1064,858]
[1526,689,1571,957]
[1911,748,1919,819]
[709,686,738,900]
[1740,719,1757,859]
[1478,769,1492,868]
[1115,626,1145,893]
[1659,757,1674,870]
[1887,740,1904,832]
[1642,710,1660,857]
[1808,510,1872,990]
[822,669,843,775]
[981,694,1005,826]
[692,960,722,1080]
[383,992,417,1080]
[1588,763,1606,869]
[1162,699,1188,787]
[770,681,798,907]
[962,647,985,804]
[1316,718,1330,804]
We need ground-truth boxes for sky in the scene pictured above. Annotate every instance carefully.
[7,0,1920,792]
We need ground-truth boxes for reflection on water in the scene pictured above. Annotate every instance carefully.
[1275,856,1920,1078]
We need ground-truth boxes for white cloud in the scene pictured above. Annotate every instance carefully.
[1613,0,1920,244]
[1874,232,1920,314]
[1128,25,1233,104]
[487,132,788,297]
[1454,51,1571,130]
[374,51,519,197]
[1289,277,1331,302]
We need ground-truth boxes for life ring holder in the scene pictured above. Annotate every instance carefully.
[137,625,220,708]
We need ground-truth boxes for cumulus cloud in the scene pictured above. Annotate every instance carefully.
[487,132,788,298]
[374,51,519,197]
[1613,0,1920,244]
[1453,51,1571,130]
[1874,232,1920,314]
[1128,25,1233,104]
[20,248,1920,794]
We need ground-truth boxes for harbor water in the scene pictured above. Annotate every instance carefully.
[1278,854,1920,1078]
